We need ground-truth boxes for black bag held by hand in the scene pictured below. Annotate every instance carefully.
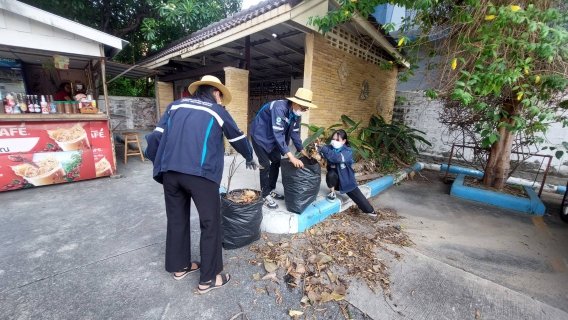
[221,190,263,249]
[281,157,321,213]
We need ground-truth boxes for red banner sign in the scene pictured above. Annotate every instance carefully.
[0,120,115,192]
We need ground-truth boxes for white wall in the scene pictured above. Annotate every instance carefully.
[394,91,568,174]
[0,9,100,56]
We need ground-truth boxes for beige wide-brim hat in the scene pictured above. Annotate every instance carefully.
[188,75,232,106]
[287,88,317,109]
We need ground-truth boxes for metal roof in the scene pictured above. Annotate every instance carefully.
[0,0,129,57]
[137,0,289,65]
[104,61,159,80]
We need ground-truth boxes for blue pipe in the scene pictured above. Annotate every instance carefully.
[440,164,566,195]
[440,164,484,178]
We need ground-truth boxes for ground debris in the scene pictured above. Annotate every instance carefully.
[249,206,410,316]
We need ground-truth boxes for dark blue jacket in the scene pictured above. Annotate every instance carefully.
[320,145,358,193]
[250,100,303,155]
[146,97,253,185]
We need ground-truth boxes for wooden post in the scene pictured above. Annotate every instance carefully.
[100,57,117,173]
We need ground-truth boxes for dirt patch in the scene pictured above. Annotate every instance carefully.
[463,176,529,198]
[248,206,410,318]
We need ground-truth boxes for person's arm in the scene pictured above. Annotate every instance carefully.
[320,145,353,164]
[64,96,72,101]
[290,120,309,158]
[145,104,172,162]
[271,104,304,168]
[221,112,254,162]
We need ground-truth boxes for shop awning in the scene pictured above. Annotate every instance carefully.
[104,61,159,81]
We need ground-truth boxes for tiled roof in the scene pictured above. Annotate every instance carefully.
[138,0,289,65]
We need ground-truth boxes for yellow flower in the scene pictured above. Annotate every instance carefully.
[510,6,521,12]
[535,75,541,84]
[398,37,405,47]
[351,0,357,2]
[524,68,529,74]
[345,10,349,15]
[517,92,523,100]
[485,15,496,21]
[451,58,457,70]
[389,61,393,64]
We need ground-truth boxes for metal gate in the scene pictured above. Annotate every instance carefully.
[248,80,291,134]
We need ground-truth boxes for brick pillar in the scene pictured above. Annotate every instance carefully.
[223,67,249,154]
[155,79,174,117]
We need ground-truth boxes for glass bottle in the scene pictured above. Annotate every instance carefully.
[41,95,49,114]
[0,91,4,114]
[64,101,71,114]
[33,95,41,113]
[17,93,28,113]
[49,95,57,113]
[27,95,34,113]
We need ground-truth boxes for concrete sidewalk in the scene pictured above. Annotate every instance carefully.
[1,154,567,319]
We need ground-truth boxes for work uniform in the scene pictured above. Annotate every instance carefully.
[320,144,374,213]
[146,96,253,283]
[250,100,303,197]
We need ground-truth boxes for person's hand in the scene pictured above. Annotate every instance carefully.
[301,149,310,159]
[290,156,304,168]
[246,159,258,170]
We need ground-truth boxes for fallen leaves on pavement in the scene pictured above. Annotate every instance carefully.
[248,206,411,317]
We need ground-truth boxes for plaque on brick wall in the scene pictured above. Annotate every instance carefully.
[359,80,370,100]
[337,61,348,85]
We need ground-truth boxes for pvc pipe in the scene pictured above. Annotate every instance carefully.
[434,164,566,195]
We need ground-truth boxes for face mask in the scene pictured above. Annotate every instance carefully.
[331,140,343,149]
[293,109,304,117]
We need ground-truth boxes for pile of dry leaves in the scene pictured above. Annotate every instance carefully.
[248,206,411,318]
[224,189,261,204]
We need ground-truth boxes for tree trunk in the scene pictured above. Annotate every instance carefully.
[482,100,518,189]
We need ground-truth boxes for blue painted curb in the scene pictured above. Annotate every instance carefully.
[295,163,422,232]
[450,174,545,215]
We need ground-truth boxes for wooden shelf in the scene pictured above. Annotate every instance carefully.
[0,113,109,122]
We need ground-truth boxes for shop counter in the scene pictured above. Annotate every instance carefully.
[0,115,115,192]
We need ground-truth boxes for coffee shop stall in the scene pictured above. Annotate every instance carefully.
[0,1,156,192]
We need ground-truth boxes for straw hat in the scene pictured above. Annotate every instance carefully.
[287,88,317,109]
[188,75,232,106]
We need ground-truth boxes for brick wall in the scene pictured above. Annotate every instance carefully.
[307,34,398,129]
[224,67,249,154]
[156,81,174,116]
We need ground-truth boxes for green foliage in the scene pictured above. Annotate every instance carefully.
[311,1,568,182]
[302,115,431,172]
[20,0,241,97]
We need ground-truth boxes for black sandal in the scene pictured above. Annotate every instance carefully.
[173,261,200,280]
[197,273,231,294]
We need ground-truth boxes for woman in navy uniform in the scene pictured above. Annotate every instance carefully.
[318,129,376,217]
[146,75,257,294]
[250,88,317,209]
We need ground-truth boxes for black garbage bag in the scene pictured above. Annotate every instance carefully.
[221,189,263,250]
[281,157,321,213]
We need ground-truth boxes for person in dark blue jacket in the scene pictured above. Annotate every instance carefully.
[318,130,376,217]
[146,75,258,294]
[250,88,316,209]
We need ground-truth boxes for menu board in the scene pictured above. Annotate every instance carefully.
[0,120,115,192]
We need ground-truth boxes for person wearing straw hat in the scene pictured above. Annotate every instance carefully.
[250,87,317,209]
[146,75,258,294]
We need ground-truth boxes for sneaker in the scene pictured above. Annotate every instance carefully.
[269,190,285,200]
[326,192,336,203]
[365,211,378,217]
[264,195,278,209]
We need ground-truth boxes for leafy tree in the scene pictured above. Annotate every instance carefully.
[311,0,568,189]
[21,0,242,96]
